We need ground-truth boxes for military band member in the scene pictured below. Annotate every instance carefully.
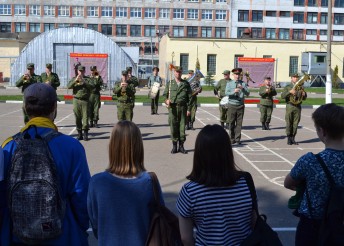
[147,66,162,115]
[225,68,250,145]
[186,70,202,130]
[88,66,104,128]
[67,66,91,141]
[281,73,307,145]
[163,66,192,154]
[16,63,43,123]
[214,70,231,129]
[113,70,136,121]
[259,76,277,130]
[40,63,60,90]
[126,66,139,87]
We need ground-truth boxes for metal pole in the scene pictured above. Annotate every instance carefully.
[326,0,332,103]
[150,35,154,68]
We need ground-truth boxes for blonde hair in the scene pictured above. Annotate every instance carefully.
[107,121,145,176]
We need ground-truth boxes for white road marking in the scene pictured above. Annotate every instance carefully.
[55,113,74,125]
[0,109,22,117]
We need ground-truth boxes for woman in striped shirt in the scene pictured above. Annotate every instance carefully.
[176,124,255,246]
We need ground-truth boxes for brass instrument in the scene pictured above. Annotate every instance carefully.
[121,80,127,96]
[289,73,309,105]
[23,73,31,83]
[188,70,204,96]
[94,71,99,78]
[244,70,256,85]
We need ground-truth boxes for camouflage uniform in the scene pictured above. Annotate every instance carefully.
[40,72,60,90]
[113,81,136,121]
[259,85,277,130]
[147,74,162,114]
[214,78,231,127]
[88,74,103,127]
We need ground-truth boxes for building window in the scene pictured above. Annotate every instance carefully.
[307,12,318,23]
[44,6,55,16]
[237,27,247,38]
[158,25,169,35]
[202,10,213,20]
[266,28,276,39]
[29,23,40,32]
[87,24,98,31]
[73,6,84,17]
[321,0,328,6]
[144,42,154,54]
[173,26,184,37]
[234,54,244,68]
[266,11,277,17]
[15,5,26,15]
[0,22,10,32]
[73,24,84,28]
[130,8,142,18]
[294,0,305,6]
[0,4,11,15]
[293,29,303,39]
[279,28,290,39]
[333,30,344,36]
[44,23,55,31]
[202,0,212,2]
[202,27,212,37]
[293,12,304,23]
[334,13,344,24]
[58,6,70,16]
[116,7,127,17]
[116,42,126,47]
[102,6,112,17]
[252,10,263,22]
[215,27,226,38]
[180,54,189,74]
[15,23,26,32]
[173,8,184,19]
[321,13,327,24]
[289,56,298,76]
[320,29,327,35]
[87,6,99,17]
[159,8,170,18]
[251,28,262,38]
[308,0,318,6]
[29,5,41,16]
[216,10,226,20]
[145,8,155,18]
[144,25,156,37]
[207,55,216,74]
[188,0,199,2]
[58,23,71,28]
[187,9,198,19]
[216,0,226,2]
[335,0,344,7]
[263,55,272,58]
[238,10,249,21]
[116,25,127,36]
[130,25,141,36]
[101,24,112,35]
[280,11,291,17]
[306,29,317,35]
[187,26,198,37]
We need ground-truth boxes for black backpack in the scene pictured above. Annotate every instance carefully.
[7,126,65,244]
[314,154,344,246]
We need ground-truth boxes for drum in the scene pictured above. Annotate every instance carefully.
[219,96,229,109]
[149,82,160,99]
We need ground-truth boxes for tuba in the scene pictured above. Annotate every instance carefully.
[188,70,204,96]
[289,73,309,105]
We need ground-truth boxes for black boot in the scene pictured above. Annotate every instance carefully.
[171,141,178,154]
[89,121,94,128]
[77,130,83,140]
[265,122,270,130]
[225,123,229,130]
[262,123,267,130]
[178,141,187,154]
[221,122,225,128]
[83,130,89,141]
[291,136,298,145]
[94,121,98,128]
[287,136,292,145]
[190,123,195,130]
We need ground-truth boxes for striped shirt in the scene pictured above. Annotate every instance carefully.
[176,177,253,246]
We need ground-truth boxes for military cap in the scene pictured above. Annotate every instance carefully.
[122,70,128,76]
[46,63,52,69]
[264,76,271,80]
[126,66,133,71]
[291,73,300,78]
[174,66,183,72]
[90,66,97,71]
[27,63,35,69]
[222,70,231,75]
[78,65,85,71]
[188,70,194,74]
[153,66,159,72]
[232,68,243,74]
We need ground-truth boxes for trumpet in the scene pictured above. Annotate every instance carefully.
[23,73,31,83]
[120,81,127,96]
[93,71,99,78]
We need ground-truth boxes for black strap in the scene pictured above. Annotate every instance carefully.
[315,154,335,187]
[148,172,160,206]
[242,172,259,215]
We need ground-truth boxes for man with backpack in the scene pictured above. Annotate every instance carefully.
[0,83,91,245]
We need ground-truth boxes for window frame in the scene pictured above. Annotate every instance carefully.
[101,6,113,17]
[58,6,70,17]
[201,26,212,37]
[187,9,198,19]
[116,25,127,36]
[238,10,249,22]
[252,10,263,22]
[14,5,26,16]
[116,7,127,18]
[159,8,170,18]
[0,4,11,15]
[144,8,156,18]
[215,10,226,20]
[130,7,142,18]
[207,54,216,74]
[173,8,184,19]
[87,6,99,17]
[29,5,41,16]
[130,25,141,36]
[72,6,84,17]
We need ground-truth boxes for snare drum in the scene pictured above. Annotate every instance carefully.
[149,82,161,99]
[219,96,230,109]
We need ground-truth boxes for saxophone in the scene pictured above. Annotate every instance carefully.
[289,73,309,105]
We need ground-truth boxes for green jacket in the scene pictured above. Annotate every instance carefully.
[281,83,307,104]
[16,73,42,93]
[128,76,139,87]
[40,72,60,90]
[67,76,91,100]
[163,79,192,111]
[113,81,136,102]
[259,85,277,106]
[89,75,104,94]
[214,79,231,99]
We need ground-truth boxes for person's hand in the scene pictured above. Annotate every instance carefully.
[45,81,51,85]
[187,111,191,116]
[121,82,128,88]
[290,89,296,95]
[234,88,241,93]
[302,91,306,96]
[237,85,243,89]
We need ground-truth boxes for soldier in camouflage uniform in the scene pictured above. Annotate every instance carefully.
[259,76,277,130]
[126,66,139,121]
[281,73,307,145]
[67,66,91,141]
[214,70,231,129]
[40,63,60,90]
[163,66,192,154]
[186,70,202,130]
[88,66,103,128]
[16,63,43,123]
[113,70,136,121]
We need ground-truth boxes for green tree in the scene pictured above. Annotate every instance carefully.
[204,72,215,86]
[332,65,340,89]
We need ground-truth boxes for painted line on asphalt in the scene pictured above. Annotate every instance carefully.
[55,113,74,125]
[0,108,22,117]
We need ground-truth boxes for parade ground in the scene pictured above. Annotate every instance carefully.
[0,100,324,245]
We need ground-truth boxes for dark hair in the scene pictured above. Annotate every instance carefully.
[312,103,344,140]
[107,121,145,176]
[24,99,56,117]
[187,124,240,187]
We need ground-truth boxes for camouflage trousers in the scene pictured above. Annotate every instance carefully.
[219,101,228,123]
[187,96,197,124]
[168,104,187,142]
[285,104,301,136]
[150,91,160,114]
[117,102,133,121]
[260,105,273,123]
[73,98,89,131]
[227,104,245,142]
[88,93,101,121]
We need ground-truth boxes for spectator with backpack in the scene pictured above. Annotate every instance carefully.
[0,83,91,245]
[87,121,165,245]
[284,103,344,246]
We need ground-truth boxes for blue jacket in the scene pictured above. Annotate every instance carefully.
[225,80,250,106]
[0,120,91,245]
